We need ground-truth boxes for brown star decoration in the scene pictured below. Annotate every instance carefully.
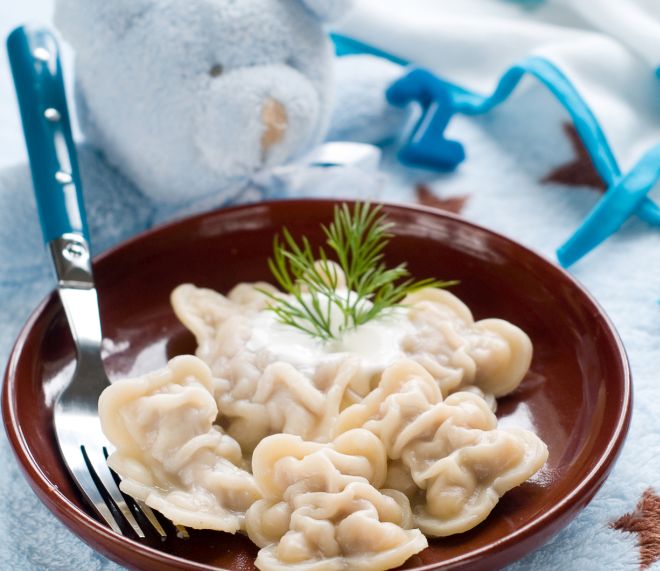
[611,488,660,569]
[416,183,469,214]
[541,123,607,191]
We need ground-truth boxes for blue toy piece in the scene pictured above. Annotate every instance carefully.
[390,67,660,268]
[557,146,660,267]
[333,31,660,267]
[386,69,466,171]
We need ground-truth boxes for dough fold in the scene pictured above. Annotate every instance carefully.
[246,430,428,571]
[404,288,533,398]
[335,360,548,536]
[99,355,259,532]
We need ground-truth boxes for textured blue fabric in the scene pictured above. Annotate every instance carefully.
[1,7,659,571]
[2,84,660,571]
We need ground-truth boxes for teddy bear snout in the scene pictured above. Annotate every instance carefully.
[261,98,288,153]
[194,65,321,182]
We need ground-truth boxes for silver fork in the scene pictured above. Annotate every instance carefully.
[50,235,167,539]
[8,26,169,539]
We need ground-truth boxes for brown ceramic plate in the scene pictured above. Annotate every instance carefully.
[3,200,631,571]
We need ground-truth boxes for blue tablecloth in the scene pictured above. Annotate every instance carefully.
[1,3,659,570]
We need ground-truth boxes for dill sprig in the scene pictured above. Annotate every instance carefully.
[260,203,457,341]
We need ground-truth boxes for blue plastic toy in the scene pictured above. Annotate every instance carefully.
[333,30,660,267]
[387,68,660,268]
[386,69,466,171]
[557,147,660,267]
[386,66,660,268]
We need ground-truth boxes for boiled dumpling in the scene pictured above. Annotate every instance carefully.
[98,355,259,532]
[246,430,427,570]
[403,288,533,398]
[336,360,548,536]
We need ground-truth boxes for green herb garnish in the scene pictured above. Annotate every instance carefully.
[260,203,457,341]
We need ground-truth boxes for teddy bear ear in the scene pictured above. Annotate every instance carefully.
[299,0,354,22]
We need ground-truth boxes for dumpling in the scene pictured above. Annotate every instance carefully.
[98,355,259,532]
[253,483,428,571]
[217,358,361,452]
[171,282,276,375]
[246,430,427,571]
[335,360,548,536]
[403,288,533,398]
[171,283,371,451]
[414,418,548,536]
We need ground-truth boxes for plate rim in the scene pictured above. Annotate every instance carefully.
[2,199,633,570]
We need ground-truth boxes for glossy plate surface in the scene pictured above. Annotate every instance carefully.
[2,200,631,571]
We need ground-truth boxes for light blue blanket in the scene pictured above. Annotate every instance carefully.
[1,3,660,571]
[1,83,659,571]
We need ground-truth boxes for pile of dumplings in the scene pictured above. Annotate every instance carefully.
[99,275,548,571]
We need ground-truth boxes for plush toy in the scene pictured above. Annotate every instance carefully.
[53,0,366,208]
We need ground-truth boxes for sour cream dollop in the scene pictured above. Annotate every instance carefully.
[246,289,415,375]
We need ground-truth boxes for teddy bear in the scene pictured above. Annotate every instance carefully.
[52,0,404,212]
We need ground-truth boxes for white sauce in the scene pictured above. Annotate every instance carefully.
[246,290,415,375]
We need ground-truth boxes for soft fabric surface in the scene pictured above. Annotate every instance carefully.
[1,2,659,571]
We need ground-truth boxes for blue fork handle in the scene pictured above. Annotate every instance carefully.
[7,26,89,243]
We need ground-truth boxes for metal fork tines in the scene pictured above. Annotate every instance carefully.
[54,410,166,539]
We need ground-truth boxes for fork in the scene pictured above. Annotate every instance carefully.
[7,25,170,539]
